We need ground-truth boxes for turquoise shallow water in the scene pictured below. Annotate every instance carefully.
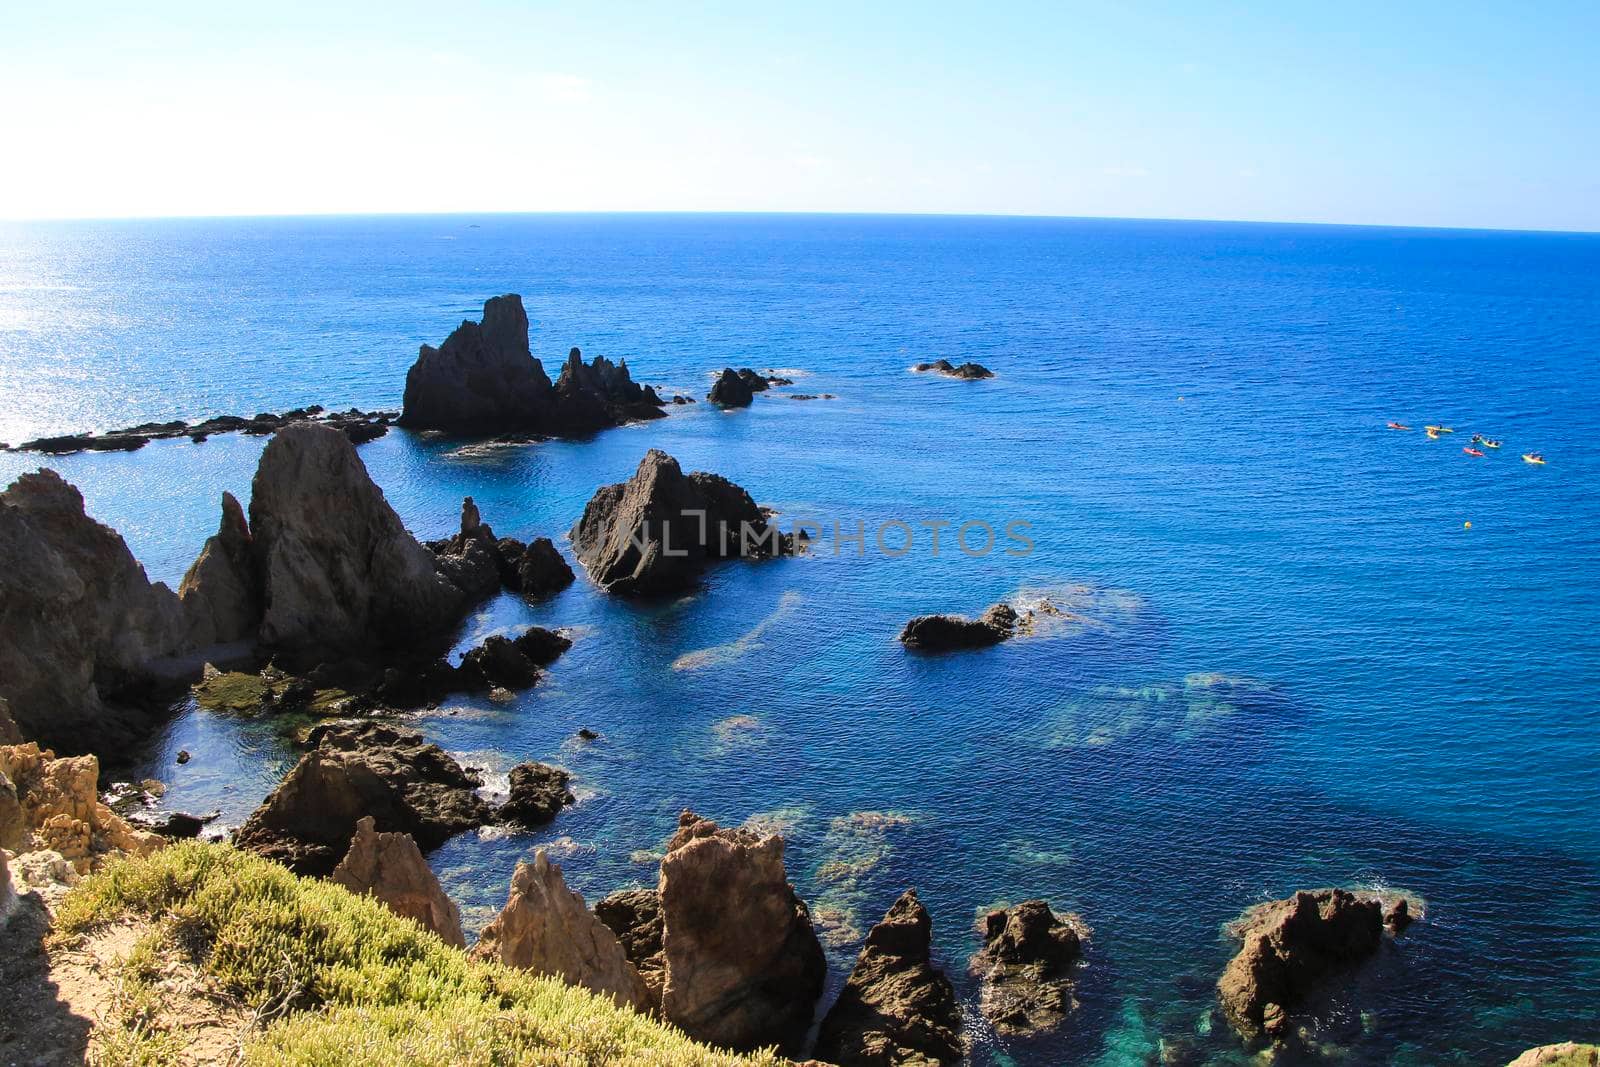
[1,214,1597,1064]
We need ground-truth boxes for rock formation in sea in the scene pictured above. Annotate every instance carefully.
[8,405,393,455]
[498,762,575,827]
[595,887,667,1007]
[899,602,1019,650]
[0,742,163,874]
[426,497,576,602]
[499,535,576,596]
[398,294,665,436]
[708,368,756,407]
[913,358,994,380]
[969,899,1085,1035]
[234,721,491,876]
[178,491,260,646]
[571,449,794,596]
[331,815,465,947]
[813,889,965,1066]
[657,810,826,1052]
[1217,888,1418,1040]
[471,850,652,1012]
[0,469,194,754]
[1507,1044,1600,1067]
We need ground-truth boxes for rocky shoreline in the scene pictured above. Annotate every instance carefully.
[4,405,395,455]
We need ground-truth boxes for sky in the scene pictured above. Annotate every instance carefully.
[2,1,1597,230]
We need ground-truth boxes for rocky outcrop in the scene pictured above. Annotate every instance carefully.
[595,888,666,1006]
[399,295,664,436]
[234,722,491,876]
[708,368,755,408]
[0,743,163,873]
[10,406,392,455]
[245,423,469,655]
[457,627,571,693]
[658,811,825,1052]
[498,763,574,827]
[1507,1045,1600,1067]
[178,491,260,646]
[571,450,794,596]
[814,889,964,1066]
[472,850,652,1012]
[970,899,1085,1035]
[0,469,192,753]
[1217,888,1416,1039]
[501,536,576,596]
[899,603,1018,651]
[428,498,576,602]
[331,816,465,947]
[913,358,994,380]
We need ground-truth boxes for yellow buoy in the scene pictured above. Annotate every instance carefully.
[1464,521,1472,529]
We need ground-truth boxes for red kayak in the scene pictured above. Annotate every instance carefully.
[1463,447,1485,457]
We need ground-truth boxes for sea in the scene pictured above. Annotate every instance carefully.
[1,213,1596,1065]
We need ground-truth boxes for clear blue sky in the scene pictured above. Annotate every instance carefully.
[3,1,1597,230]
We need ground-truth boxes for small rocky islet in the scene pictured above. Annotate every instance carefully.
[0,295,1571,1066]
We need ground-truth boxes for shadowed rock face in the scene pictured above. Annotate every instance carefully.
[472,850,652,1012]
[815,889,965,1066]
[658,811,825,1053]
[708,368,755,407]
[398,295,664,436]
[247,423,468,655]
[234,722,491,877]
[595,887,666,1007]
[178,491,260,646]
[331,816,465,947]
[0,469,191,753]
[571,449,792,597]
[970,899,1084,1035]
[1217,888,1401,1039]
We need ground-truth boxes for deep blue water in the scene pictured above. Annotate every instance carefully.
[1,214,1597,1065]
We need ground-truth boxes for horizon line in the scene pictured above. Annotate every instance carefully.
[2,207,1596,238]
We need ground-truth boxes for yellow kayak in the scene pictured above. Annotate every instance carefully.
[1425,425,1455,434]
[1426,429,1441,439]
[1522,453,1546,465]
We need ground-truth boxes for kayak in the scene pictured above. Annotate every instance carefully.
[1522,453,1546,465]
[1483,439,1502,449]
[1463,447,1485,457]
[1426,429,1441,439]
[1387,421,1411,431]
[1426,425,1455,433]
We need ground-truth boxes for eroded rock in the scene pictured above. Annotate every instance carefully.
[178,491,260,646]
[498,763,575,827]
[970,899,1085,1035]
[814,889,964,1066]
[1507,1044,1600,1067]
[331,815,465,947]
[899,602,1018,651]
[571,449,793,596]
[658,810,825,1052]
[0,743,163,873]
[234,721,490,876]
[472,850,651,1012]
[595,887,666,1006]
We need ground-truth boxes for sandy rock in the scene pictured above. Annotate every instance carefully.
[658,810,826,1052]
[814,889,964,1066]
[571,449,793,596]
[331,816,465,947]
[1217,888,1411,1039]
[0,743,163,873]
[970,899,1084,1035]
[0,469,191,753]
[472,850,652,1012]
[234,722,491,876]
[246,423,468,654]
[1507,1044,1600,1066]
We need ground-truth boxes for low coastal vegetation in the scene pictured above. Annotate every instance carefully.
[53,842,780,1067]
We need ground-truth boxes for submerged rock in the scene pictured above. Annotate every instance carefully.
[899,602,1018,651]
[1217,888,1415,1039]
[399,295,664,436]
[498,762,575,827]
[472,850,652,1012]
[234,721,491,876]
[332,815,465,947]
[658,810,826,1052]
[814,889,965,1066]
[913,358,994,380]
[571,449,794,596]
[0,469,192,754]
[708,368,756,408]
[970,899,1085,1035]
